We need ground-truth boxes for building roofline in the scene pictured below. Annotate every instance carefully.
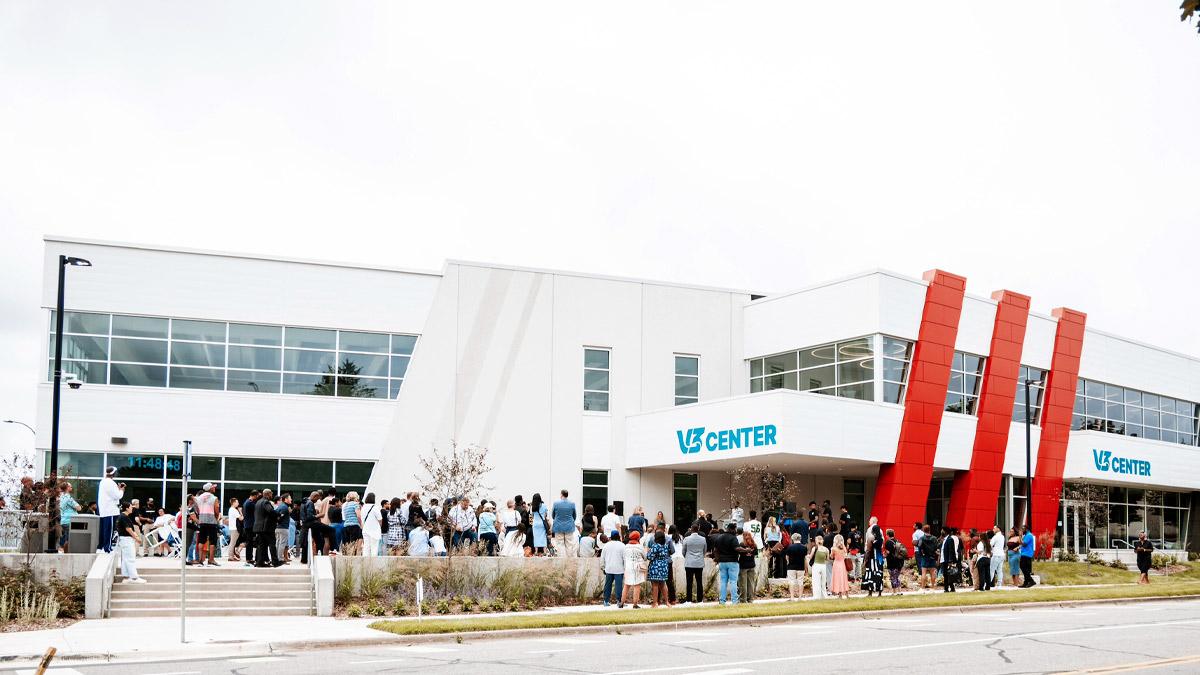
[444,259,759,296]
[43,234,444,277]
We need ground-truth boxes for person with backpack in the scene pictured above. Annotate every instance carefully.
[883,528,907,595]
[918,524,939,590]
[941,526,961,592]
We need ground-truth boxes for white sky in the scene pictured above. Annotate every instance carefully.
[1,2,1198,457]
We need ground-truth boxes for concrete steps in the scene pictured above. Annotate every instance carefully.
[110,564,313,618]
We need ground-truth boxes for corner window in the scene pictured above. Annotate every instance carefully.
[583,348,610,412]
[1012,366,1046,424]
[674,354,699,405]
[945,351,985,415]
[881,337,913,404]
[748,336,875,400]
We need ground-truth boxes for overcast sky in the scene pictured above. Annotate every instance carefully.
[1,3,1198,456]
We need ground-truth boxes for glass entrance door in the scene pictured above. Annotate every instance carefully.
[1063,501,1085,555]
[673,473,698,532]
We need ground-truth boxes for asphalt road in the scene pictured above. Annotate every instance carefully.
[12,599,1200,675]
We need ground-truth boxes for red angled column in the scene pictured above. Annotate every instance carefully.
[944,290,1031,532]
[872,269,966,535]
[1030,307,1087,557]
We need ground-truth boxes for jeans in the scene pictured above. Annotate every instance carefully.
[718,561,740,604]
[99,515,115,553]
[991,554,1004,587]
[603,573,624,604]
[811,564,828,599]
[332,523,344,548]
[977,557,991,590]
[480,532,498,556]
[451,529,478,548]
[1020,555,1034,586]
[118,536,138,579]
[684,566,704,602]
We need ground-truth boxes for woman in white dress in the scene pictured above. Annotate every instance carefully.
[621,531,647,608]
[501,522,527,557]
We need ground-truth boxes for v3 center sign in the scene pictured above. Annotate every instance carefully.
[677,424,778,454]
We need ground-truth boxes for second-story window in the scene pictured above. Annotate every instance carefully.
[583,347,610,412]
[945,351,985,415]
[674,355,699,405]
[1012,366,1046,424]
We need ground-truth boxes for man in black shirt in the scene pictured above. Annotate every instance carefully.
[807,501,819,523]
[1134,531,1154,584]
[116,502,146,583]
[714,523,741,605]
[838,505,852,537]
[254,488,281,568]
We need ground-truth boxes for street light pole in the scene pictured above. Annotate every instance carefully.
[2,420,36,436]
[48,254,91,552]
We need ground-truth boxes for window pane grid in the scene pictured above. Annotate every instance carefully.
[1073,377,1198,447]
[674,354,699,406]
[583,348,610,412]
[47,311,417,400]
[749,335,881,401]
[945,350,986,415]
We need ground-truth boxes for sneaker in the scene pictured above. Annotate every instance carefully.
[124,577,147,584]
[209,561,220,567]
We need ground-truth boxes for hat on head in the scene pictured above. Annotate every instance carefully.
[202,482,214,491]
[628,531,641,542]
[105,466,117,476]
[610,530,620,539]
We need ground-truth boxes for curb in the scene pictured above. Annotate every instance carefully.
[7,591,1199,669]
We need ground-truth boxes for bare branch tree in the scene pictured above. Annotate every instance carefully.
[724,464,800,520]
[414,440,495,562]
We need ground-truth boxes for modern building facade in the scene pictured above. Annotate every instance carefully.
[36,236,1199,556]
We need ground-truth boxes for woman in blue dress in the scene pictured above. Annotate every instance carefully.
[646,530,672,607]
[530,493,549,555]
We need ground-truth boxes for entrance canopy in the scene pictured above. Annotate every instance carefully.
[625,389,904,473]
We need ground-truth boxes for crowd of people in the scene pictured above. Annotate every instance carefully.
[17,472,1049,602]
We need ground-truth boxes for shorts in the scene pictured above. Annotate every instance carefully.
[198,523,220,545]
[787,569,804,580]
[918,555,936,569]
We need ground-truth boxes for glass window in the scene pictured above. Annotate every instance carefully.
[108,454,167,480]
[284,349,336,374]
[49,359,108,384]
[765,352,797,374]
[799,345,834,369]
[583,348,610,412]
[882,337,911,359]
[285,327,336,350]
[837,359,872,385]
[837,382,873,401]
[946,351,985,415]
[798,365,834,391]
[674,355,699,406]
[391,334,417,355]
[228,323,281,346]
[110,338,168,364]
[750,378,763,393]
[837,337,873,361]
[112,315,168,339]
[228,345,281,370]
[282,372,334,396]
[337,352,389,378]
[169,367,224,390]
[111,363,167,387]
[171,319,225,342]
[47,451,104,478]
[337,376,386,398]
[282,459,333,484]
[50,334,108,361]
[339,331,389,353]
[750,359,763,378]
[883,382,904,404]
[336,461,374,485]
[52,311,109,335]
[765,372,798,391]
[224,457,278,482]
[226,370,281,394]
[181,456,221,480]
[170,342,225,368]
[390,356,410,379]
[389,380,403,399]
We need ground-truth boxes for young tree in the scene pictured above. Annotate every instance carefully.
[724,464,800,521]
[414,440,494,559]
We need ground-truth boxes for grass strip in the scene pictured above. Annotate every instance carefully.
[368,581,1200,636]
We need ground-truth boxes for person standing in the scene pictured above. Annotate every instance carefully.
[601,505,622,537]
[646,530,671,608]
[627,506,648,536]
[242,490,259,566]
[195,482,221,567]
[729,501,745,530]
[600,529,626,607]
[478,503,499,556]
[736,530,757,603]
[975,532,993,591]
[989,526,1006,589]
[941,527,962,592]
[681,525,707,603]
[499,499,519,539]
[621,531,647,609]
[1135,531,1154,584]
[275,494,293,563]
[341,492,362,546]
[226,498,244,562]
[694,510,712,538]
[883,529,905,595]
[580,503,600,542]
[763,516,783,578]
[808,535,830,600]
[744,511,763,552]
[57,482,80,553]
[551,489,578,556]
[359,492,383,557]
[116,502,146,583]
[917,524,938,590]
[829,534,850,599]
[529,493,549,555]
[784,533,807,600]
[714,523,741,605]
[254,489,280,567]
[97,467,124,553]
[1019,525,1036,588]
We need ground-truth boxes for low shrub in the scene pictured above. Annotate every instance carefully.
[366,599,387,617]
[1151,554,1175,570]
[392,599,409,616]
[1055,549,1079,563]
[435,599,451,614]
[1084,552,1105,566]
[346,604,362,618]
[1108,559,1127,570]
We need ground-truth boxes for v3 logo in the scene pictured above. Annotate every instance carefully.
[1092,449,1111,471]
[677,427,705,454]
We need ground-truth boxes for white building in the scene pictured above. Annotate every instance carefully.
[36,236,1199,555]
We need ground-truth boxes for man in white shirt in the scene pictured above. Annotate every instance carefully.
[600,505,622,537]
[599,530,626,607]
[744,511,763,551]
[730,502,745,529]
[97,467,125,554]
[990,525,1007,588]
[499,500,519,534]
[448,497,478,548]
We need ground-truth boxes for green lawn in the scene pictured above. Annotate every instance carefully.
[1034,561,1138,585]
[369,579,1200,637]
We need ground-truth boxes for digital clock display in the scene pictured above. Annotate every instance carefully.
[108,454,180,479]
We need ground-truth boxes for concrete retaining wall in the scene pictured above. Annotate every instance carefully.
[0,553,96,583]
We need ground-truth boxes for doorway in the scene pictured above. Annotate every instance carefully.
[673,473,698,531]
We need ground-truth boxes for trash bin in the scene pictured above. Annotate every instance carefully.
[19,512,49,553]
[70,513,100,553]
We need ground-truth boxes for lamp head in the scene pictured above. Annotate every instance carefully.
[63,257,91,267]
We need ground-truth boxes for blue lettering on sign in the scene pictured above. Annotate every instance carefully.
[676,424,777,455]
[1092,449,1151,477]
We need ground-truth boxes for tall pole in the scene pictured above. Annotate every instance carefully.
[48,256,67,552]
[1024,379,1033,533]
[180,440,191,644]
